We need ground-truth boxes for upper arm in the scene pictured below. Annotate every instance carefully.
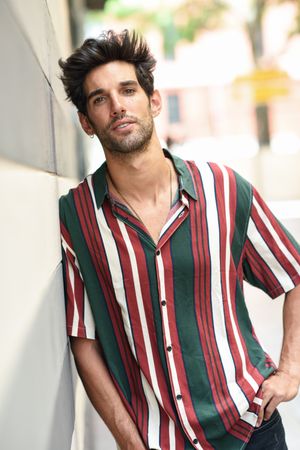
[243,187,300,298]
[60,197,96,339]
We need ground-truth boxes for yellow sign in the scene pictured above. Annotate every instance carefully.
[234,69,290,103]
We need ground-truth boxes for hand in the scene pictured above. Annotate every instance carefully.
[256,370,300,427]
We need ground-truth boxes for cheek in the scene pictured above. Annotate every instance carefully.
[90,110,109,128]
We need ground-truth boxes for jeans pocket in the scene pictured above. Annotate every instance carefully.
[253,409,280,436]
[247,410,287,450]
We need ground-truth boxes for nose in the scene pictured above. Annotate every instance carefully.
[110,94,126,117]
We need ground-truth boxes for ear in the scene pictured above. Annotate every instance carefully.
[78,111,95,137]
[150,90,162,118]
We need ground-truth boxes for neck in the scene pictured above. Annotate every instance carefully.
[104,141,170,203]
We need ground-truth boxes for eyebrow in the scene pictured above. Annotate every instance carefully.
[87,80,138,102]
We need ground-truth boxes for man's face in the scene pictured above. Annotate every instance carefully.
[81,61,160,156]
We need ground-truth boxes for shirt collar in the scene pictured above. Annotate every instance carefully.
[92,149,198,209]
[166,150,197,201]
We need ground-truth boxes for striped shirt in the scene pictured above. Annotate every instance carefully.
[59,152,300,450]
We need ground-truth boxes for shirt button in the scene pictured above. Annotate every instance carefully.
[193,438,198,444]
[161,300,166,306]
[176,394,182,400]
[156,250,160,256]
[167,345,172,352]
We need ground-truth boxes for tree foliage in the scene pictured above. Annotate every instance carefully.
[99,0,228,55]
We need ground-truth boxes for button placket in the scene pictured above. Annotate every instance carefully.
[155,243,200,450]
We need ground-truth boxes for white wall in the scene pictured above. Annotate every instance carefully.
[0,1,80,449]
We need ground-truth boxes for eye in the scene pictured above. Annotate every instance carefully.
[94,96,105,105]
[124,88,135,95]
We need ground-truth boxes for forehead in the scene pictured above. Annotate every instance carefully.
[84,60,138,93]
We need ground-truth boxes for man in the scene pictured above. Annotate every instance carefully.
[58,30,300,450]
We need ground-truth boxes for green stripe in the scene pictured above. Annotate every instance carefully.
[210,430,245,450]
[231,171,252,268]
[234,280,275,379]
[171,217,224,439]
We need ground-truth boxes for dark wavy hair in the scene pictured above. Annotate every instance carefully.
[58,30,157,114]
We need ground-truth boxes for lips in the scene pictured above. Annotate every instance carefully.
[111,118,136,131]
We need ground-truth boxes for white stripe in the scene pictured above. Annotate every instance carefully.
[169,419,176,450]
[157,253,203,450]
[253,396,262,406]
[160,204,185,237]
[88,191,137,355]
[253,196,300,274]
[83,289,96,339]
[201,164,250,415]
[86,176,162,445]
[181,192,189,208]
[141,373,161,450]
[119,222,164,406]
[240,411,258,427]
[247,217,295,291]
[220,166,259,394]
[61,235,75,257]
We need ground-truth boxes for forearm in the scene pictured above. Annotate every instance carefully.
[257,284,300,426]
[278,283,300,382]
[71,337,146,450]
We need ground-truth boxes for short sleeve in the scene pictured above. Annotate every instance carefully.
[60,220,96,339]
[242,187,300,298]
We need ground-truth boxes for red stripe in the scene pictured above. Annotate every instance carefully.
[175,425,186,450]
[61,221,83,336]
[104,209,152,381]
[245,239,280,292]
[74,182,147,435]
[159,412,170,450]
[102,202,150,439]
[64,250,79,335]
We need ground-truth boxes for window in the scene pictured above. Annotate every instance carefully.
[167,94,181,124]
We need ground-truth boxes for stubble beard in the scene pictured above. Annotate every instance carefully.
[93,112,154,157]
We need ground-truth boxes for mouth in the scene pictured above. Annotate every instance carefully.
[111,118,136,131]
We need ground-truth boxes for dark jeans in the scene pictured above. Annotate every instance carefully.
[245,409,288,449]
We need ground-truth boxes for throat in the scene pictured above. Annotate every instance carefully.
[106,160,177,244]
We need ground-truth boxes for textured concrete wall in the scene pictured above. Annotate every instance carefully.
[0,1,80,449]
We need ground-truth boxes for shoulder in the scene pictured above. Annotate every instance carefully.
[59,175,92,222]
[188,159,252,192]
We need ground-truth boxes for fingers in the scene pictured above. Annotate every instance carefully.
[263,398,279,421]
[256,371,300,427]
[256,377,281,427]
[256,396,279,427]
[256,390,272,427]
